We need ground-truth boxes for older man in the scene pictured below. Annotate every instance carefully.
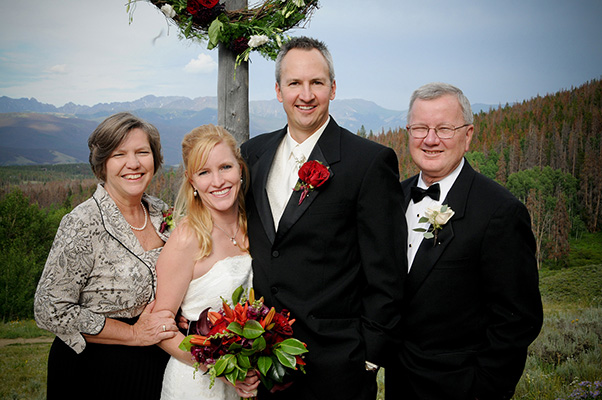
[387,82,543,400]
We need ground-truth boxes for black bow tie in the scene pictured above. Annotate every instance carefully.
[411,183,440,203]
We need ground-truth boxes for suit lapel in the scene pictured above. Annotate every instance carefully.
[276,118,341,242]
[401,175,418,210]
[406,161,475,298]
[249,129,286,244]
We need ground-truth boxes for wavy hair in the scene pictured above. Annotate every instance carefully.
[174,124,249,259]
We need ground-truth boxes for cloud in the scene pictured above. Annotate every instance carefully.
[184,54,217,74]
[48,64,68,74]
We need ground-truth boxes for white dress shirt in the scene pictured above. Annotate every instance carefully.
[406,158,464,271]
[266,117,329,229]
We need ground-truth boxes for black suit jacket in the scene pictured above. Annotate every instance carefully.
[387,161,543,400]
[241,118,406,400]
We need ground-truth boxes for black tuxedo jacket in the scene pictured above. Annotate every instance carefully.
[241,118,406,400]
[386,161,543,400]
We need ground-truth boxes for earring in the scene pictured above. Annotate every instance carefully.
[193,189,198,197]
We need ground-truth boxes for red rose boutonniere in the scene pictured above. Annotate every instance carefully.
[159,207,174,234]
[293,160,331,205]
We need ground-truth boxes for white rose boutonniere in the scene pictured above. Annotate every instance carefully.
[414,204,455,245]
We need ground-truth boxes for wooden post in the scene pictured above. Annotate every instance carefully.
[218,0,249,144]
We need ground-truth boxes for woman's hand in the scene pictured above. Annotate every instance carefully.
[229,370,260,398]
[132,301,178,346]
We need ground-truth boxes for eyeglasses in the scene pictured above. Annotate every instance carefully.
[406,123,471,139]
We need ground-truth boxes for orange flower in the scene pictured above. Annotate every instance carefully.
[222,300,234,322]
[261,307,276,329]
[190,335,210,345]
[208,311,221,325]
[234,302,249,325]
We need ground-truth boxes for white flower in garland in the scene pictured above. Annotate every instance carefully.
[130,0,319,67]
[160,4,176,19]
[248,35,270,48]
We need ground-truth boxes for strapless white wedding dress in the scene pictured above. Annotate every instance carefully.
[160,254,253,400]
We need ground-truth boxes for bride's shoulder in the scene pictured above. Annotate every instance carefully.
[165,218,197,248]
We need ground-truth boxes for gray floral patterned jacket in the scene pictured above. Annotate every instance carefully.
[34,184,171,354]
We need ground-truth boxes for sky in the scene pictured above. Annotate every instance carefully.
[1,0,601,111]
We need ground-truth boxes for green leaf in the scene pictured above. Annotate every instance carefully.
[214,355,230,376]
[413,228,426,233]
[225,354,237,373]
[237,354,252,369]
[424,232,434,239]
[274,348,296,369]
[275,338,308,355]
[178,335,194,352]
[240,347,258,357]
[232,285,244,304]
[418,217,430,223]
[440,204,449,212]
[252,335,267,352]
[242,319,265,339]
[228,321,244,336]
[227,342,242,352]
[226,369,238,385]
[257,355,273,376]
[268,358,286,382]
[208,19,224,50]
[237,366,248,382]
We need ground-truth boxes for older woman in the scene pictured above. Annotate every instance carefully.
[34,112,178,399]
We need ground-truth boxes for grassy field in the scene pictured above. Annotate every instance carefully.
[2,265,600,400]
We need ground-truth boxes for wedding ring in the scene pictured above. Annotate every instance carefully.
[162,324,166,332]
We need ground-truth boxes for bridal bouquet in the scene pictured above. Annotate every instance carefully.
[179,286,308,392]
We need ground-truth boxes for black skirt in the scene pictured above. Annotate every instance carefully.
[46,321,169,400]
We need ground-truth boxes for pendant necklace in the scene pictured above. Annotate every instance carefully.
[128,203,148,231]
[214,222,240,246]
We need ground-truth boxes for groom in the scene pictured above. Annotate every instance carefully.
[241,36,406,400]
[386,82,543,400]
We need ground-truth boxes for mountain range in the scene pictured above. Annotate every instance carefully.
[0,95,493,166]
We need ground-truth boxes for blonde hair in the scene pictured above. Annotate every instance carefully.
[174,124,249,259]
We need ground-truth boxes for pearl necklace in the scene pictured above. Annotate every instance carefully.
[128,203,148,231]
[214,222,240,246]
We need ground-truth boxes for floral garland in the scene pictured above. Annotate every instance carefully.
[129,0,319,66]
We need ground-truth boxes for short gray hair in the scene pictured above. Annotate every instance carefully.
[274,36,335,85]
[408,82,473,124]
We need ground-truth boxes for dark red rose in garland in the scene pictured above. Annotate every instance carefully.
[229,36,250,55]
[187,0,224,27]
[294,160,331,205]
[199,0,219,7]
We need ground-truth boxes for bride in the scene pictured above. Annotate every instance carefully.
[154,125,260,399]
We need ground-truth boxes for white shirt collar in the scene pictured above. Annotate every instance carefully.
[284,116,330,161]
[416,157,465,204]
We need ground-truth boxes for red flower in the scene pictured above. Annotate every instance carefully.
[230,37,249,55]
[294,160,331,205]
[187,0,219,15]
[270,311,294,336]
[200,0,219,7]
